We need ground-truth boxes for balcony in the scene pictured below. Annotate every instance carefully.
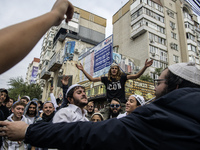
[131,24,148,39]
[53,22,79,46]
[40,67,51,80]
[48,51,63,72]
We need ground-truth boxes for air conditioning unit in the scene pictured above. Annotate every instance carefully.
[150,39,154,43]
[167,10,170,15]
[74,49,79,54]
[171,26,175,30]
[151,52,155,57]
[59,69,63,74]
[170,43,175,49]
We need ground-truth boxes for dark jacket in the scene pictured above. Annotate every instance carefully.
[60,84,69,108]
[25,88,200,150]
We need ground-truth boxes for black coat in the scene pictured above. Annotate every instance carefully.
[25,88,200,150]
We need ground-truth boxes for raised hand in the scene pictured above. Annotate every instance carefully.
[145,59,153,68]
[61,75,70,86]
[76,63,84,71]
[51,0,74,26]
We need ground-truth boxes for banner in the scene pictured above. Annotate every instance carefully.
[78,35,113,82]
[30,66,38,84]
[63,41,76,61]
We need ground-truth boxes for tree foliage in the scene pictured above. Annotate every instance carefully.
[139,68,163,82]
[139,74,153,82]
[7,76,42,101]
[154,68,163,76]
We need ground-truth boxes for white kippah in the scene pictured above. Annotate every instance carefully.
[65,84,83,98]
[130,95,145,106]
[24,96,30,101]
[168,62,200,86]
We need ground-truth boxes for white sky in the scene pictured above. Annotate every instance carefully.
[0,0,129,89]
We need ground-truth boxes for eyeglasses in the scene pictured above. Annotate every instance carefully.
[110,104,120,108]
[154,79,167,87]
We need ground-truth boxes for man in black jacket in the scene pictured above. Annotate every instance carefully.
[1,62,200,150]
[36,102,55,123]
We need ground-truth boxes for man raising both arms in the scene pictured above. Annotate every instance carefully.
[76,59,153,103]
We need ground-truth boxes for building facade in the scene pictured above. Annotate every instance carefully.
[26,57,40,84]
[37,7,107,101]
[113,0,200,79]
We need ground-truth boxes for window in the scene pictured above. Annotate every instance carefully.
[188,44,197,53]
[171,32,176,39]
[171,43,178,50]
[144,8,164,23]
[183,11,192,20]
[167,10,174,18]
[173,55,179,63]
[149,33,166,45]
[189,55,195,62]
[170,21,176,30]
[186,33,195,41]
[131,8,143,21]
[160,51,167,62]
[152,60,160,68]
[157,26,165,34]
[150,45,158,54]
[73,12,80,19]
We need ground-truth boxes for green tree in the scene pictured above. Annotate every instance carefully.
[8,76,42,100]
[154,68,163,76]
[139,74,153,82]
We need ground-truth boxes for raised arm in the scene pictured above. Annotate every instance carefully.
[60,75,69,108]
[0,0,74,74]
[76,63,101,82]
[127,59,153,80]
[50,87,59,110]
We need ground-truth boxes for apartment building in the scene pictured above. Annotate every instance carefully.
[113,0,200,79]
[26,57,40,84]
[37,6,107,101]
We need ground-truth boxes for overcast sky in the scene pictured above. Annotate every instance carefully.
[0,0,129,89]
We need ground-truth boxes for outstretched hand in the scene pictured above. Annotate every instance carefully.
[145,59,153,68]
[61,75,70,86]
[0,121,29,141]
[51,0,74,26]
[76,63,84,71]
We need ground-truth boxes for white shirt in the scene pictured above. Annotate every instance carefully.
[52,104,89,123]
[50,93,59,111]
[25,115,35,124]
[117,112,127,119]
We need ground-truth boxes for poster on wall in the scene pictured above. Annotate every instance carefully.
[78,35,113,82]
[63,41,76,61]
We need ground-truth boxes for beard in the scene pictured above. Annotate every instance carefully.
[109,108,120,118]
[88,110,94,115]
[73,97,88,108]
[155,86,168,99]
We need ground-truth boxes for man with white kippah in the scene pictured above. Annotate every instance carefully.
[117,94,145,119]
[20,96,30,106]
[52,84,89,123]
[1,62,200,150]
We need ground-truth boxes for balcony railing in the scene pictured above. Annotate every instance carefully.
[40,67,51,80]
[48,51,63,72]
